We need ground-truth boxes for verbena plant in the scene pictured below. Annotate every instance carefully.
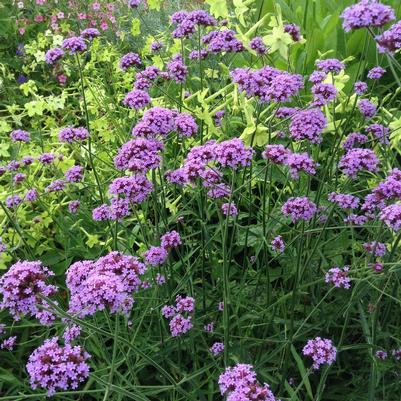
[1,0,401,400]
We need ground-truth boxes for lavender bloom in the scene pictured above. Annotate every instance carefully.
[92,204,111,221]
[27,337,90,396]
[80,28,100,40]
[0,261,57,324]
[325,266,351,289]
[119,52,141,71]
[68,200,80,214]
[303,337,337,369]
[285,152,318,179]
[150,41,163,52]
[358,99,377,118]
[328,192,360,209]
[354,81,368,95]
[380,203,401,231]
[372,168,401,200]
[132,107,175,138]
[10,129,30,142]
[341,0,395,32]
[221,202,238,216]
[210,342,224,356]
[309,70,327,84]
[109,175,153,204]
[316,58,344,74]
[289,108,327,144]
[376,350,388,360]
[371,262,384,272]
[7,160,21,171]
[109,198,130,220]
[63,325,81,343]
[249,36,268,55]
[215,138,253,169]
[143,246,168,266]
[160,231,182,249]
[167,54,188,83]
[6,194,22,208]
[1,336,17,350]
[162,305,176,319]
[175,112,198,137]
[207,183,231,199]
[219,364,279,401]
[312,83,337,106]
[342,132,368,150]
[363,241,387,256]
[282,197,317,223]
[123,89,151,110]
[366,123,389,144]
[45,47,64,64]
[377,20,401,53]
[367,66,386,79]
[262,144,290,164]
[45,179,66,193]
[265,72,304,103]
[62,36,87,54]
[271,235,285,253]
[38,153,56,164]
[114,138,163,172]
[284,23,302,41]
[169,314,193,337]
[65,165,84,183]
[338,148,379,178]
[175,295,195,313]
[58,127,89,143]
[13,172,26,183]
[205,29,244,53]
[22,156,34,165]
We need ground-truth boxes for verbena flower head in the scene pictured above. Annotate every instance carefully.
[119,52,141,71]
[380,203,401,231]
[289,108,327,143]
[354,81,368,95]
[363,241,387,256]
[375,350,388,360]
[174,112,198,137]
[376,20,401,53]
[328,192,360,209]
[262,144,290,164]
[169,314,193,337]
[271,235,285,253]
[10,129,30,142]
[341,0,395,32]
[325,266,351,289]
[6,194,22,208]
[132,107,175,138]
[366,123,389,144]
[302,337,337,369]
[45,47,64,64]
[80,28,100,40]
[58,127,89,143]
[68,200,80,213]
[284,23,302,41]
[210,342,224,356]
[150,41,163,52]
[367,66,386,79]
[221,202,238,216]
[204,29,244,53]
[342,132,368,150]
[338,148,379,178]
[282,197,317,223]
[123,89,151,110]
[358,99,377,118]
[309,70,327,84]
[249,36,268,55]
[215,138,253,169]
[312,82,337,106]
[143,246,168,266]
[316,58,345,74]
[45,179,66,193]
[38,153,56,164]
[92,204,111,221]
[63,324,81,343]
[128,0,141,7]
[1,336,17,350]
[65,165,84,183]
[0,260,57,324]
[160,231,182,249]
[27,337,90,396]
[285,152,318,179]
[62,36,87,54]
[167,54,188,83]
[109,198,130,220]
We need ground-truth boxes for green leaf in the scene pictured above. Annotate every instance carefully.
[205,0,228,18]
[24,99,45,117]
[131,18,141,36]
[148,0,162,11]
[290,345,314,400]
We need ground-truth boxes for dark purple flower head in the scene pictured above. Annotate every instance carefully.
[366,123,389,144]
[282,197,317,223]
[167,54,188,83]
[108,175,153,204]
[160,231,182,249]
[133,106,175,137]
[309,70,327,84]
[143,246,168,266]
[358,99,377,118]
[205,29,245,53]
[114,138,163,172]
[62,36,87,54]
[338,148,379,178]
[289,108,327,143]
[10,129,30,142]
[221,202,238,216]
[27,337,90,396]
[13,172,26,183]
[45,179,66,193]
[264,72,304,103]
[316,58,345,74]
[271,235,285,253]
[92,204,111,221]
[214,138,253,169]
[354,81,368,95]
[312,82,337,106]
[249,36,268,55]
[302,337,337,369]
[119,52,141,71]
[65,165,84,183]
[80,28,100,40]
[171,11,188,24]
[328,192,360,209]
[150,41,163,52]
[286,152,318,179]
[128,0,141,7]
[123,89,151,110]
[1,336,17,350]
[363,241,387,256]
[68,200,80,214]
[342,132,368,150]
[325,266,351,289]
[0,260,57,324]
[58,127,89,143]
[380,203,401,231]
[284,23,302,41]
[169,314,193,337]
[6,195,22,208]
[38,153,56,164]
[189,49,208,60]
[262,143,291,164]
[174,112,198,137]
[367,66,386,79]
[109,198,130,220]
[341,0,395,32]
[45,47,64,65]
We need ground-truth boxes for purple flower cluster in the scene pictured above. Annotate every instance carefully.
[325,266,351,289]
[302,337,337,369]
[123,89,151,110]
[231,66,303,103]
[358,99,377,118]
[67,252,147,317]
[312,83,337,106]
[160,230,182,249]
[119,52,141,71]
[363,241,387,257]
[27,337,90,396]
[210,342,224,356]
[143,246,168,266]
[45,47,64,65]
[316,58,344,74]
[338,148,379,178]
[162,295,195,337]
[0,260,57,324]
[215,138,253,169]
[354,81,368,95]
[109,175,153,203]
[328,192,360,209]
[45,179,66,193]
[342,132,368,150]
[284,23,302,41]
[171,10,216,39]
[289,108,327,143]
[218,364,279,401]
[366,123,389,144]
[271,235,285,253]
[282,197,317,223]
[58,127,89,143]
[80,28,100,40]
[62,36,87,54]
[380,203,401,231]
[65,165,84,183]
[167,54,188,83]
[367,66,386,79]
[1,335,17,350]
[377,20,401,53]
[175,112,198,137]
[249,36,268,55]
[221,202,238,216]
[10,129,30,142]
[203,29,245,53]
[341,0,395,32]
